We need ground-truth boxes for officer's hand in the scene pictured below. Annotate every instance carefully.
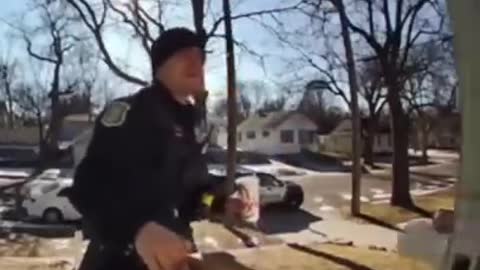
[135,222,192,270]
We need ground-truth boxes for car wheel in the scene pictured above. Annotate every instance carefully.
[43,208,63,224]
[286,194,304,209]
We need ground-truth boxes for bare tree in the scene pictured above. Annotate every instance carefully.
[14,84,48,145]
[294,0,447,207]
[0,57,17,129]
[212,97,228,117]
[357,60,387,166]
[65,0,302,86]
[237,80,269,116]
[403,39,457,162]
[260,95,286,113]
[18,0,82,163]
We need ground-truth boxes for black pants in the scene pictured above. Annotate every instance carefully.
[78,242,147,270]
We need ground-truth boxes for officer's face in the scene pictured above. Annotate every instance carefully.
[159,47,205,97]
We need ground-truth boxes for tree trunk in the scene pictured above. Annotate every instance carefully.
[388,87,414,207]
[5,82,14,129]
[43,63,63,167]
[420,118,429,164]
[364,118,376,166]
[191,0,207,48]
[36,111,44,148]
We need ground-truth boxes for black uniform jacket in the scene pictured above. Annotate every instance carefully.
[69,81,214,246]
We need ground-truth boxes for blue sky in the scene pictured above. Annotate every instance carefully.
[0,0,305,106]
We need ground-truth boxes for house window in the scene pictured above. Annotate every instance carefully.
[280,130,294,143]
[238,132,242,142]
[299,130,314,144]
[246,131,256,139]
[262,130,270,137]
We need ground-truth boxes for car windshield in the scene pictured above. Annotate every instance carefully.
[206,149,271,165]
[39,183,60,194]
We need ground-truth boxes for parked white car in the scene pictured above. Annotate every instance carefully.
[208,165,304,208]
[206,148,306,177]
[22,180,81,223]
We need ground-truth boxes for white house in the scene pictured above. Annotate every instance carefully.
[322,118,393,156]
[209,116,228,148]
[233,111,317,155]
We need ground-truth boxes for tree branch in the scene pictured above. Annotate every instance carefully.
[66,0,148,86]
[137,2,164,33]
[107,0,152,55]
[24,35,56,64]
[207,2,302,38]
[366,0,375,38]
[383,0,393,34]
[343,13,383,53]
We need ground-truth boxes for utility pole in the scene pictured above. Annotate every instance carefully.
[332,0,362,216]
[223,0,237,195]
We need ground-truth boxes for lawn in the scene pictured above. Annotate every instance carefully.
[0,243,433,270]
[191,243,433,270]
[342,189,455,228]
[192,221,282,252]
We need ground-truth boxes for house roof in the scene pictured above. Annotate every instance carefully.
[237,111,297,130]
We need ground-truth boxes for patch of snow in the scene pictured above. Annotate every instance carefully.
[50,239,72,250]
[340,194,369,202]
[313,197,324,203]
[371,199,391,205]
[203,237,219,248]
[370,188,385,194]
[319,205,335,212]
[410,185,453,196]
[360,196,370,203]
[0,171,29,178]
[373,193,392,200]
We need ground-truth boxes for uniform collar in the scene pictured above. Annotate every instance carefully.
[149,80,194,109]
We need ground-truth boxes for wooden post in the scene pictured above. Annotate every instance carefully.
[223,0,237,195]
[334,0,362,216]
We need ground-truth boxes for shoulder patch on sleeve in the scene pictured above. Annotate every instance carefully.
[100,101,131,127]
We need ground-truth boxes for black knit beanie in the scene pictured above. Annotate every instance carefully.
[150,27,204,78]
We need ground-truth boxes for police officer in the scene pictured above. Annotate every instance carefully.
[69,28,230,270]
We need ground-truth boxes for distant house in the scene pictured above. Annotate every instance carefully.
[234,111,317,155]
[209,116,228,148]
[0,100,22,128]
[428,112,461,149]
[59,113,95,150]
[0,127,42,166]
[322,118,393,156]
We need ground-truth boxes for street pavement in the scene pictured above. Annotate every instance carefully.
[0,150,459,252]
[261,155,458,249]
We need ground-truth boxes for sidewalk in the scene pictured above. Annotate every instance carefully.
[309,219,400,250]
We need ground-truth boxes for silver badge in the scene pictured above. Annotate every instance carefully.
[194,120,208,144]
[100,101,130,127]
[173,125,183,138]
